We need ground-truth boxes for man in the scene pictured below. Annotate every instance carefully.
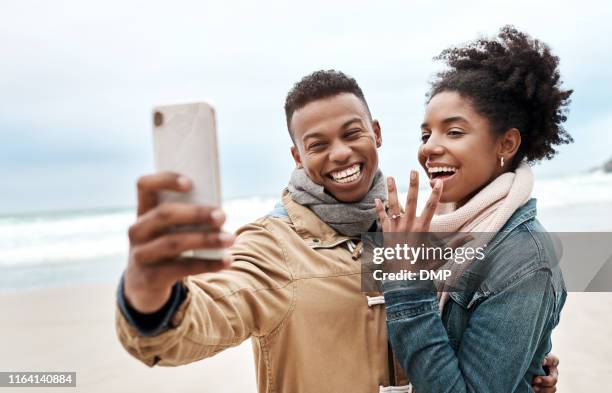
[116,70,559,392]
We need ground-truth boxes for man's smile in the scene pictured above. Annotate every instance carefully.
[327,163,363,184]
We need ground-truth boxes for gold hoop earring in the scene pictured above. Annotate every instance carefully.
[500,156,505,167]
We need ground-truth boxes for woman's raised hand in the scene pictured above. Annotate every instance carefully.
[375,170,443,233]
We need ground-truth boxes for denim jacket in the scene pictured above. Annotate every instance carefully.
[382,198,566,393]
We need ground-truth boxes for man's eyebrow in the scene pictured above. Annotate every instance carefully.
[302,117,364,142]
[302,131,326,143]
[421,116,469,130]
[341,117,363,129]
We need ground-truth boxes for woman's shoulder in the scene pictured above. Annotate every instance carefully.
[475,215,562,296]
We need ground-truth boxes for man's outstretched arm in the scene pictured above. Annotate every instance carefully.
[115,172,293,367]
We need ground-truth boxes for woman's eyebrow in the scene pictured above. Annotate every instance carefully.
[421,116,469,130]
[441,116,469,125]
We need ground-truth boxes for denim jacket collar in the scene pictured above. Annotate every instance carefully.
[448,198,538,309]
[483,198,538,252]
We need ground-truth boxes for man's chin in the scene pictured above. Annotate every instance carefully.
[323,171,373,202]
[334,192,366,203]
[326,184,369,202]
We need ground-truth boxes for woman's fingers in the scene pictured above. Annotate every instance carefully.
[379,171,444,233]
[129,203,225,244]
[136,172,192,216]
[375,199,388,224]
[131,231,235,264]
[420,179,443,230]
[386,176,401,217]
[404,170,419,223]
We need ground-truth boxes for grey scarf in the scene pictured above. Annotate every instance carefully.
[287,168,387,237]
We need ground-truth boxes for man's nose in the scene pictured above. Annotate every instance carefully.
[329,141,352,162]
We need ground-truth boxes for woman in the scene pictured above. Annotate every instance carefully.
[374,26,570,392]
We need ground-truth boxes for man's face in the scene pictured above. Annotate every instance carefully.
[290,93,382,202]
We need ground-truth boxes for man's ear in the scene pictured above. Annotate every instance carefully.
[291,145,303,168]
[498,128,521,161]
[372,119,382,148]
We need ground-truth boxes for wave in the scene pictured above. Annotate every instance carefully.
[533,170,612,209]
[1,172,611,270]
[0,197,277,268]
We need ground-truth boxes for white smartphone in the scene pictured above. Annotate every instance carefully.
[152,101,225,260]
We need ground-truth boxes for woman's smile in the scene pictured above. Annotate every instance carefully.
[426,163,459,188]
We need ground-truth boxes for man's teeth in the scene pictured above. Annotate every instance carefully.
[427,166,458,174]
[330,164,361,183]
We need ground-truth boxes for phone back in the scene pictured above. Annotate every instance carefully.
[152,102,221,206]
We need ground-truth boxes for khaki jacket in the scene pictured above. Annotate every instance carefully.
[116,190,411,393]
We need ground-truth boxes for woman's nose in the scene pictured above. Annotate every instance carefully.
[421,138,445,157]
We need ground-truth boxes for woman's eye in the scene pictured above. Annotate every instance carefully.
[448,129,464,136]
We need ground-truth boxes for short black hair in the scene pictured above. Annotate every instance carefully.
[284,70,371,143]
[428,25,573,169]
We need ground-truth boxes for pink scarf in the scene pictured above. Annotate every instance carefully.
[430,163,534,310]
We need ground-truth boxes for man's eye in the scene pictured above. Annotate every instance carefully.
[448,129,464,136]
[344,130,361,139]
[308,142,325,150]
[421,134,430,143]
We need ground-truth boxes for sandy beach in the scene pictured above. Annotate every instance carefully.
[0,282,610,392]
[0,283,257,392]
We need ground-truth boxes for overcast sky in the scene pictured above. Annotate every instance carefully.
[1,0,611,213]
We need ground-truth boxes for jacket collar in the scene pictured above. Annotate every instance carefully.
[485,198,538,250]
[279,192,537,249]
[281,188,351,246]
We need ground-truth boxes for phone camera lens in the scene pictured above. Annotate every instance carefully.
[153,111,164,127]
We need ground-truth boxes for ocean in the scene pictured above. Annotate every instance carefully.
[2,171,612,292]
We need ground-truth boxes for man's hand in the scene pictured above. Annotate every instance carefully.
[532,354,560,392]
[123,172,235,313]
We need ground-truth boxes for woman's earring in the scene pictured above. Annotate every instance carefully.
[500,156,505,167]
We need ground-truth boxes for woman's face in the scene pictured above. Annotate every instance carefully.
[418,91,504,206]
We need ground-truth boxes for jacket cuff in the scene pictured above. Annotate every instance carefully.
[116,273,187,337]
[382,284,439,319]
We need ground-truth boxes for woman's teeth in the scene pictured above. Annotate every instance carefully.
[330,164,361,183]
[427,166,458,178]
